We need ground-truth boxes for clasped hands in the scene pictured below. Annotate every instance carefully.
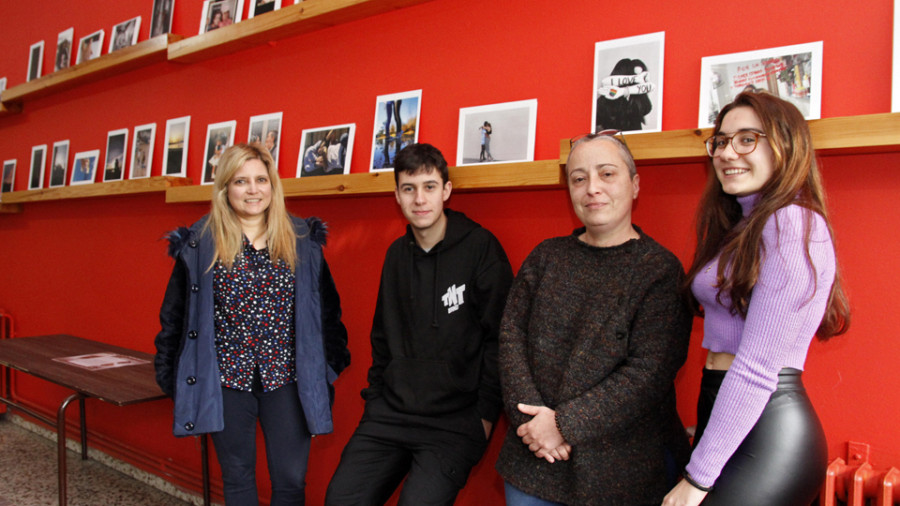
[515,403,571,463]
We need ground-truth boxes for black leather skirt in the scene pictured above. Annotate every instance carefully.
[694,368,828,506]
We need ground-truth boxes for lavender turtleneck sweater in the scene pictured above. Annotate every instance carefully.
[686,194,836,487]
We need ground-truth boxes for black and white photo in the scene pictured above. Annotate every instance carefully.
[110,17,141,52]
[28,41,44,81]
[592,32,664,134]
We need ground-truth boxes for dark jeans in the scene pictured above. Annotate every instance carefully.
[325,401,488,506]
[210,380,310,506]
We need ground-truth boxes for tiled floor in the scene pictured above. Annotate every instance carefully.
[0,414,201,506]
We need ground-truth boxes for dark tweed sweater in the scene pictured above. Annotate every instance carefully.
[496,227,692,505]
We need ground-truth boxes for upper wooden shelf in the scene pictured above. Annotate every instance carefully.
[0,34,182,107]
[1,176,190,204]
[168,0,433,64]
[166,160,563,203]
[558,112,900,163]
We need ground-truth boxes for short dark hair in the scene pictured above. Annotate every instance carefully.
[393,143,450,186]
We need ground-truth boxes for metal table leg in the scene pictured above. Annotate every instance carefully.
[57,392,85,506]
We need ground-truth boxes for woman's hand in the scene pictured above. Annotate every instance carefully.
[515,403,569,463]
[662,479,708,506]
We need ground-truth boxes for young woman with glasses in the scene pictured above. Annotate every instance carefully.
[662,91,850,506]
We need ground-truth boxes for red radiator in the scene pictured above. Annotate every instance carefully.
[822,442,900,506]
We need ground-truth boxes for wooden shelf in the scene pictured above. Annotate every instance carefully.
[0,101,22,117]
[557,112,900,163]
[167,112,900,204]
[1,176,191,204]
[0,34,182,107]
[0,1,430,112]
[168,0,433,63]
[166,160,563,203]
[4,113,896,208]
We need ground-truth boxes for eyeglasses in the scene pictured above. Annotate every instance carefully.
[569,129,628,150]
[704,131,767,157]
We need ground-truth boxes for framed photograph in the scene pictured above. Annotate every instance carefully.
[55,28,74,71]
[163,116,191,177]
[28,41,44,82]
[76,30,105,64]
[71,150,100,185]
[203,120,236,185]
[248,112,283,168]
[1,160,15,195]
[129,123,156,179]
[592,31,664,134]
[151,0,175,37]
[110,17,141,52]
[456,99,537,166]
[50,140,70,188]
[699,41,823,128]
[29,144,48,190]
[200,0,244,34]
[249,0,281,17]
[104,129,129,182]
[298,123,356,177]
[370,89,421,171]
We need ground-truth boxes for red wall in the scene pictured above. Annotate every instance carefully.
[1,0,897,504]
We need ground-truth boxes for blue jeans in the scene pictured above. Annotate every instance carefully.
[504,482,566,506]
[210,380,310,506]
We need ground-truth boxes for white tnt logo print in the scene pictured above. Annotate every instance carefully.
[442,284,466,314]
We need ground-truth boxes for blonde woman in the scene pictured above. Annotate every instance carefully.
[155,143,350,505]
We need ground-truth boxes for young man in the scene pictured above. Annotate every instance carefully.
[326,143,513,505]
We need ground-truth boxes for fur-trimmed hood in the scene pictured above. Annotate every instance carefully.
[164,215,327,259]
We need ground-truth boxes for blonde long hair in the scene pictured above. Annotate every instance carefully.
[205,143,298,271]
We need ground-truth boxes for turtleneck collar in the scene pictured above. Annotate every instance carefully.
[737,193,761,217]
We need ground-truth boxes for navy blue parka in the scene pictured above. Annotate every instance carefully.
[154,215,350,437]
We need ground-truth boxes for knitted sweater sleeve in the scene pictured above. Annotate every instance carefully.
[685,207,835,487]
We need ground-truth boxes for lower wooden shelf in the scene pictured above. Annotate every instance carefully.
[1,176,191,204]
[558,112,900,163]
[166,159,564,203]
[2,113,896,209]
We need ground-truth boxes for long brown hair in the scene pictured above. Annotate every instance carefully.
[685,91,849,339]
[204,143,298,271]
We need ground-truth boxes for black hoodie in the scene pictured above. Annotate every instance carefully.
[362,209,513,426]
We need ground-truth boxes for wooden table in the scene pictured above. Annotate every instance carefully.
[0,334,210,505]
